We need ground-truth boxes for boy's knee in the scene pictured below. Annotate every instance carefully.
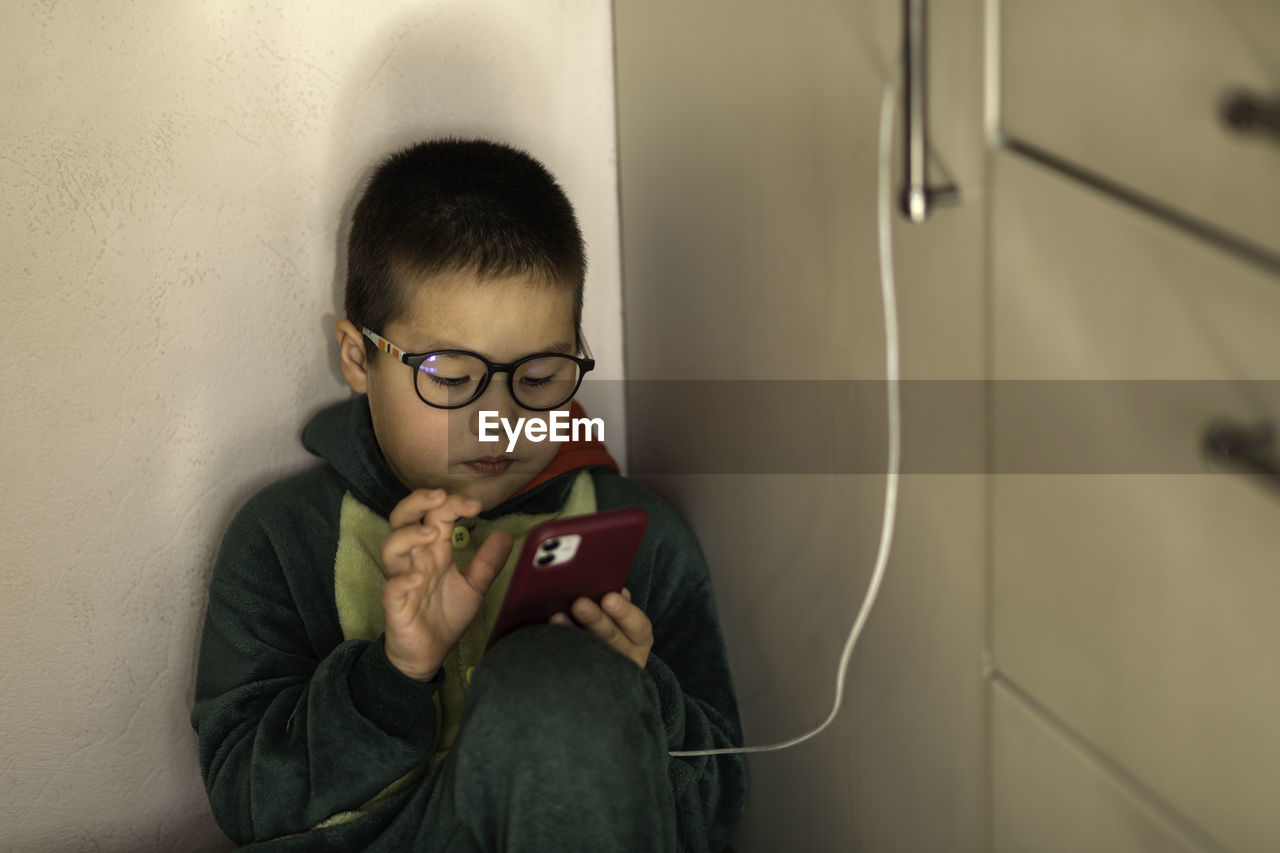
[477,624,644,699]
[463,624,662,744]
[443,627,677,852]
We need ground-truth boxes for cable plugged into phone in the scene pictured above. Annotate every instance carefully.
[668,58,904,759]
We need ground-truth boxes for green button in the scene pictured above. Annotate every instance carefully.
[465,666,475,684]
[451,525,470,549]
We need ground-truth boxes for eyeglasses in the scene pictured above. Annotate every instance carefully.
[362,328,595,411]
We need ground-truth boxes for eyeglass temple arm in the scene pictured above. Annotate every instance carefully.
[362,328,409,362]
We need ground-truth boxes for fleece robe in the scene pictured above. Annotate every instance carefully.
[190,395,747,851]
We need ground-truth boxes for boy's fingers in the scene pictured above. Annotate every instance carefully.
[413,494,484,549]
[571,597,650,669]
[388,489,481,531]
[430,493,483,526]
[602,592,653,647]
[380,523,441,574]
[388,488,448,529]
[572,598,623,645]
[462,530,513,595]
[382,571,424,617]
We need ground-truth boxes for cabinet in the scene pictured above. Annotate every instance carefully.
[991,3,1280,851]
[991,151,1280,853]
[1001,0,1280,262]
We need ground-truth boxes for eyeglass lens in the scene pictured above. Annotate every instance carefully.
[415,353,583,409]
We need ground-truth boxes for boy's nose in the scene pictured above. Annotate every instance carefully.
[466,378,522,436]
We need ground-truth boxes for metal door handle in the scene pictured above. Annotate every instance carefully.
[1220,89,1280,145]
[1204,419,1280,497]
[901,0,959,223]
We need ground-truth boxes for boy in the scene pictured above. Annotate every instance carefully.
[191,139,747,852]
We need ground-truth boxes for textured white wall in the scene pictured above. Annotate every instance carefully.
[0,2,622,849]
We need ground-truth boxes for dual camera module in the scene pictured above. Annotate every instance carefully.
[534,534,581,567]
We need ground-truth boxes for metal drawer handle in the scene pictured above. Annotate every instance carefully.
[1204,419,1280,496]
[1220,89,1280,145]
[900,0,959,223]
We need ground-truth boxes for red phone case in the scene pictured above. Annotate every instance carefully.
[485,507,650,650]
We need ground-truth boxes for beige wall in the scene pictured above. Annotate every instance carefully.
[614,1,988,850]
[0,2,621,849]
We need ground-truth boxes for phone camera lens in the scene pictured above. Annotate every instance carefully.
[535,553,555,567]
[541,539,560,552]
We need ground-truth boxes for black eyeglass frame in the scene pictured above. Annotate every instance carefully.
[362,327,596,412]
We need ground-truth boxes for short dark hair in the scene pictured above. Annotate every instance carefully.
[345,138,586,356]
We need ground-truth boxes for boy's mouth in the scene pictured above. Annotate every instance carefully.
[462,456,514,477]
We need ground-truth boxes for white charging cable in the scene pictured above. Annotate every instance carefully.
[668,59,904,758]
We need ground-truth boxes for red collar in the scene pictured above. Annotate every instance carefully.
[509,400,619,499]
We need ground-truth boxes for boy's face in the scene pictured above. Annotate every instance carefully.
[336,270,578,511]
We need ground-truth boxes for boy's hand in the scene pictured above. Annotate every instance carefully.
[381,489,513,681]
[549,588,653,670]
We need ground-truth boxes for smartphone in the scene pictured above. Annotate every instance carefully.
[485,507,650,650]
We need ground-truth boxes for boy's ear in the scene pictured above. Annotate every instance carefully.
[335,319,370,394]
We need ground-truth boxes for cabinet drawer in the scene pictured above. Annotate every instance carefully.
[1001,0,1280,259]
[992,151,1280,853]
[993,683,1208,853]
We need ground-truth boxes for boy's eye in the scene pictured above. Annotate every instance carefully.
[518,364,573,388]
[518,357,573,380]
[419,364,477,385]
[417,353,482,390]
[426,374,470,387]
